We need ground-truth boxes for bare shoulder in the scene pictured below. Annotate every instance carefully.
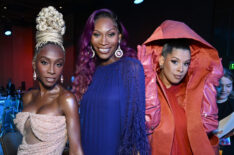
[59,89,77,105]
[22,89,38,106]
[58,89,78,112]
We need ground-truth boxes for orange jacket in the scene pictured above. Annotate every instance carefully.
[138,20,223,155]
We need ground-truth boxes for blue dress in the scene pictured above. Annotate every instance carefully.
[80,57,149,155]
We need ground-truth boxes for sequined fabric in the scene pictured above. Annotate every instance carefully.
[14,112,67,155]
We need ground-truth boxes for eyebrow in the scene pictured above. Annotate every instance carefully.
[171,57,191,62]
[39,56,64,61]
[93,27,118,33]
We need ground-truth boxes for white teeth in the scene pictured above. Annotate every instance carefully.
[99,48,109,53]
[47,78,54,82]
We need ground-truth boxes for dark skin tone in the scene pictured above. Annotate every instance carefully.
[23,44,83,155]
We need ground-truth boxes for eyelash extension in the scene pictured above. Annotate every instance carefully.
[108,32,116,36]
[41,60,48,65]
[57,63,64,67]
[184,62,190,66]
[93,33,100,37]
[171,60,177,64]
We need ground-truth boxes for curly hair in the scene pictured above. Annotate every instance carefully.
[72,8,136,101]
[34,6,66,62]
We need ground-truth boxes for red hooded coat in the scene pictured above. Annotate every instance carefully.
[138,20,223,155]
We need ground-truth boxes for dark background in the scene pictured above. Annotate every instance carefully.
[0,0,233,90]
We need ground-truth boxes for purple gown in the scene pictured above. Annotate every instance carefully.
[80,57,149,155]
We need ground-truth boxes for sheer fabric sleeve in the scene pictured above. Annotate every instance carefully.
[119,58,149,155]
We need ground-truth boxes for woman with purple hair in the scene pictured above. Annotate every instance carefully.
[72,8,149,154]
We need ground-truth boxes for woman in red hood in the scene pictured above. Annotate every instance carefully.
[138,20,223,155]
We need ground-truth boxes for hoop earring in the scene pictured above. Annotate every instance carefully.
[91,46,95,58]
[60,75,64,84]
[115,44,123,58]
[33,70,37,80]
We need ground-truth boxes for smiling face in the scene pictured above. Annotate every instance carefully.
[217,76,233,101]
[33,44,65,88]
[159,48,191,88]
[91,17,122,65]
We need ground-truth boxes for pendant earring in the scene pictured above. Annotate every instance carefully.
[33,70,37,80]
[91,46,95,58]
[115,43,123,58]
[60,75,64,84]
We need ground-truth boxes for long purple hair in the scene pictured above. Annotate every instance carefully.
[72,8,136,101]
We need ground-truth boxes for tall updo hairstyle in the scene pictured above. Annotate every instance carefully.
[33,6,66,62]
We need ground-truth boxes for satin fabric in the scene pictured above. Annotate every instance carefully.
[139,20,223,155]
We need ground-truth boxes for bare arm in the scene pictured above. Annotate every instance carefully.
[60,92,83,155]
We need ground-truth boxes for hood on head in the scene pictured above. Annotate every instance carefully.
[143,20,222,88]
[144,20,212,48]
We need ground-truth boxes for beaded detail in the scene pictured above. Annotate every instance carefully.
[14,112,67,155]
